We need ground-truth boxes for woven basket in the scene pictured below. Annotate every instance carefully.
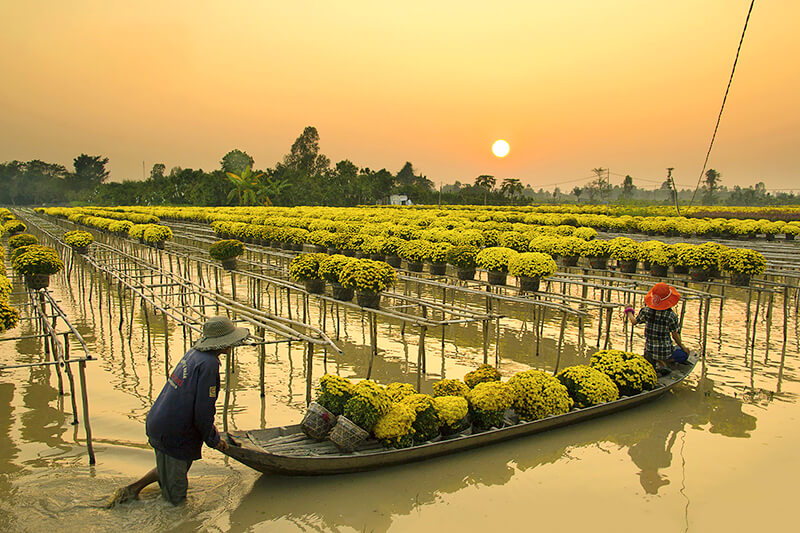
[329,415,369,452]
[301,402,337,440]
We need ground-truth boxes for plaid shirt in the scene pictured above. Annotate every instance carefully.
[634,307,680,361]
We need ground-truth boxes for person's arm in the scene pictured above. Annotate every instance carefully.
[669,311,688,352]
[194,363,225,451]
[625,307,645,325]
[671,330,688,353]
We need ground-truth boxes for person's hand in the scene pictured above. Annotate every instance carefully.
[215,439,229,452]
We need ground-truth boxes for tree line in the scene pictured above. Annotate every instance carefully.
[1,126,796,207]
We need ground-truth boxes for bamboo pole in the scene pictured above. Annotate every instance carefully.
[163,312,169,378]
[77,360,96,465]
[777,286,789,393]
[417,325,427,391]
[223,348,232,433]
[62,333,80,424]
[764,290,774,363]
[306,341,314,406]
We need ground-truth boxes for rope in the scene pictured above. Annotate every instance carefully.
[689,0,756,207]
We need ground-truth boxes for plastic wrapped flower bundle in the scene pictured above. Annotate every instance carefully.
[507,369,573,420]
[555,365,619,409]
[463,364,502,389]
[342,380,392,432]
[400,394,440,443]
[315,374,354,416]
[432,395,469,435]
[373,403,416,449]
[432,378,470,397]
[589,350,658,396]
[386,382,417,402]
[466,381,514,429]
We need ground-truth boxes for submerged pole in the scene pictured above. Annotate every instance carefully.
[77,360,96,465]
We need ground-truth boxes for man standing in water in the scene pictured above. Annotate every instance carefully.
[108,316,250,507]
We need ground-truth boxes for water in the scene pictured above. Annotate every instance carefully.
[1,236,799,532]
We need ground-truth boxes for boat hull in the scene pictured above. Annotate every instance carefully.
[221,358,696,476]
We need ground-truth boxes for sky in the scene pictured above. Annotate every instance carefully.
[1,1,798,192]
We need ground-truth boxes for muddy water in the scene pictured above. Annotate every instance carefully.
[2,240,799,532]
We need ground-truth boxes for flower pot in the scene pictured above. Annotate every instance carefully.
[72,245,89,255]
[342,249,356,257]
[281,242,294,250]
[369,253,385,262]
[456,268,475,281]
[519,276,540,292]
[673,265,689,275]
[650,264,668,277]
[643,261,652,271]
[328,415,369,452]
[731,272,751,286]
[139,237,146,244]
[25,274,50,290]
[784,234,796,240]
[292,243,303,251]
[588,257,608,270]
[560,256,579,267]
[385,255,402,268]
[327,247,342,255]
[406,261,423,272]
[304,279,325,294]
[355,252,365,259]
[618,259,637,274]
[689,267,710,282]
[765,234,775,242]
[221,258,237,271]
[331,282,354,302]
[301,401,337,440]
[429,263,447,276]
[356,290,381,309]
[708,266,720,279]
[487,270,507,286]
[156,242,165,250]
[312,245,327,253]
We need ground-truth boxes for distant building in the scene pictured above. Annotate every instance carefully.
[389,194,412,206]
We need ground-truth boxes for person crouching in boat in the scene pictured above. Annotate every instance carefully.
[624,282,689,377]
[107,316,250,507]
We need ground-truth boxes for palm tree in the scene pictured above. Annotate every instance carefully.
[474,175,496,205]
[226,166,265,206]
[500,178,523,204]
[703,169,721,204]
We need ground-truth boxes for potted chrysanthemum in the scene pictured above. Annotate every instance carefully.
[338,258,397,309]
[209,239,245,271]
[12,246,64,289]
[289,253,328,294]
[446,245,479,280]
[475,246,519,285]
[63,230,94,254]
[507,252,557,292]
[319,254,357,301]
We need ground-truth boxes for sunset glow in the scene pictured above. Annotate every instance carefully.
[0,1,798,188]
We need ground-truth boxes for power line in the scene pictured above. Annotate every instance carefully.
[689,0,756,206]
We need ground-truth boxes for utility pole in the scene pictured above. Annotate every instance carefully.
[667,167,681,215]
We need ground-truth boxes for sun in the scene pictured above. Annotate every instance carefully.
[492,139,510,158]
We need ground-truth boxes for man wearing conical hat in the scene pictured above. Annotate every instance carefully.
[624,283,690,376]
[108,316,250,507]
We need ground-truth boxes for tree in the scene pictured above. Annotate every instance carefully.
[703,169,721,204]
[69,154,109,191]
[475,175,496,205]
[572,186,583,202]
[226,166,265,206]
[220,149,255,175]
[150,163,166,181]
[500,178,523,204]
[585,167,610,202]
[622,175,635,199]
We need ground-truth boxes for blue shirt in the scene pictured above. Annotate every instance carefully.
[146,348,222,461]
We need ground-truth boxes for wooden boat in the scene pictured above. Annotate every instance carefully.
[221,355,698,475]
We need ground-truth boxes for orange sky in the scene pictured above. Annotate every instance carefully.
[1,1,798,191]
